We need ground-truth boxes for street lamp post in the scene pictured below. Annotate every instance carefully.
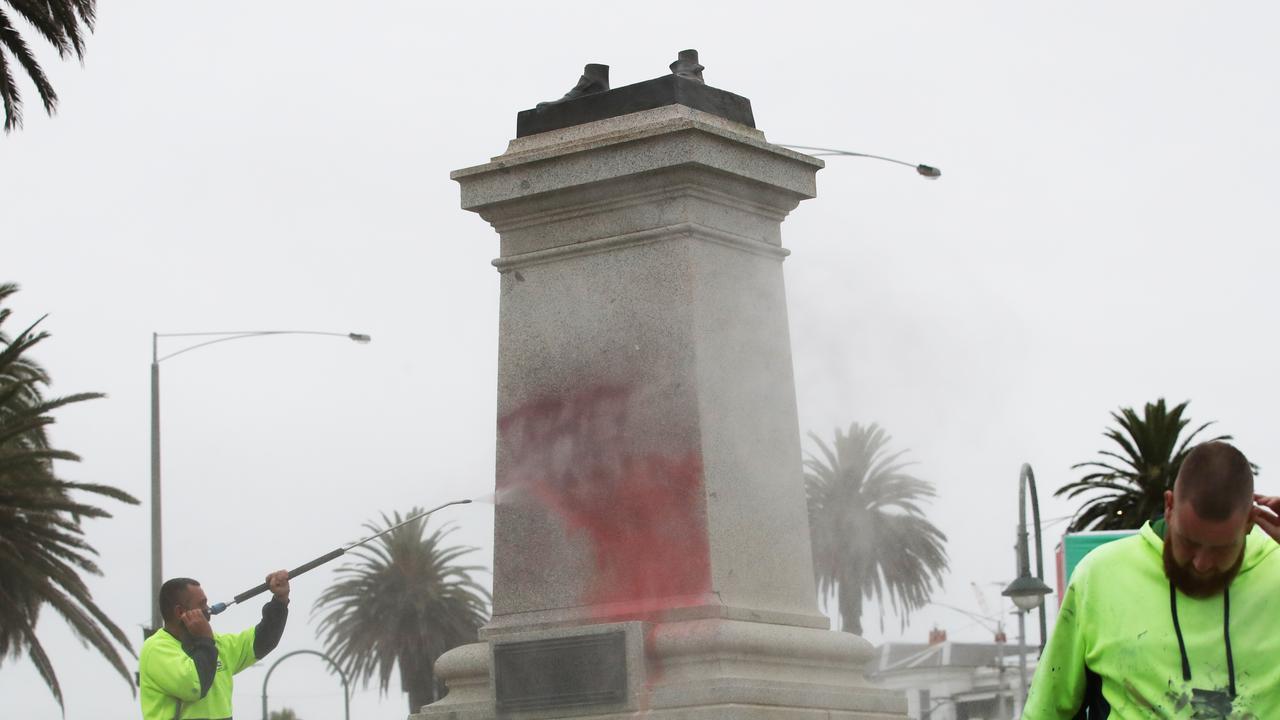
[1001,463,1053,716]
[777,144,942,178]
[148,330,371,634]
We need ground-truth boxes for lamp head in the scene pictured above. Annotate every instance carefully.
[916,164,942,179]
[1002,574,1052,611]
[348,333,372,344]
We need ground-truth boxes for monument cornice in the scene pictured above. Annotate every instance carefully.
[482,179,792,236]
[452,106,823,213]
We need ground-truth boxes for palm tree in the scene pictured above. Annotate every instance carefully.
[313,510,490,713]
[0,282,139,710]
[268,708,301,720]
[0,0,95,132]
[804,422,949,637]
[1056,398,1234,532]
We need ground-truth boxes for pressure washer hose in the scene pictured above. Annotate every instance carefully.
[209,498,472,615]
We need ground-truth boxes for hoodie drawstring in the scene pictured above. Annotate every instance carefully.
[1224,587,1237,698]
[1170,581,1193,682]
[1169,581,1236,698]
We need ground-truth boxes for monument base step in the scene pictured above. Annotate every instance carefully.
[409,619,907,720]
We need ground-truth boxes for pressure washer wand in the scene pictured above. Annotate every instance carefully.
[209,498,472,615]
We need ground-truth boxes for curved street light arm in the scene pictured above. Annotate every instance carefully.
[155,330,370,363]
[1015,463,1050,654]
[147,327,370,632]
[779,144,917,166]
[777,144,942,178]
[261,649,350,720]
[1020,464,1047,598]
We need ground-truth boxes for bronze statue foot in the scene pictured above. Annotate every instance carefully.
[537,63,610,107]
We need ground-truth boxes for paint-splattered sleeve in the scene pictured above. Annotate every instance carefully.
[1022,572,1089,719]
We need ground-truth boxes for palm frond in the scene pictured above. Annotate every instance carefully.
[0,20,23,132]
[0,0,96,132]
[1059,399,1234,531]
[4,1,69,56]
[41,0,86,57]
[0,10,56,117]
[0,281,135,705]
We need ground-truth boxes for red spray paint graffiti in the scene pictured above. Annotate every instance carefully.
[497,385,711,618]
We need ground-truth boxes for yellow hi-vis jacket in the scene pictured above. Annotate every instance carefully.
[138,626,257,720]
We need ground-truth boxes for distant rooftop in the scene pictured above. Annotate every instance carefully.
[869,641,1034,677]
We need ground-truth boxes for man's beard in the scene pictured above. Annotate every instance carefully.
[1163,539,1243,598]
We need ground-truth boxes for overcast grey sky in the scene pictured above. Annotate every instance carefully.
[3,1,1278,717]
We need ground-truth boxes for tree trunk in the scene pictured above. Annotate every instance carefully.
[401,652,437,713]
[840,589,864,636]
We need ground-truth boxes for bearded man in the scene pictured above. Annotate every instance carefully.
[1023,441,1280,719]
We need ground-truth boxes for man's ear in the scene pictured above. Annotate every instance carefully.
[1164,490,1174,517]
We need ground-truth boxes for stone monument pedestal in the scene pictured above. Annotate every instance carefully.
[412,75,906,720]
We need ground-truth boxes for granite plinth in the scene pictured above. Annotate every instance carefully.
[417,96,906,720]
[516,75,754,138]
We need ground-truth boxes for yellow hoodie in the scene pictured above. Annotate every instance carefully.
[1024,520,1280,719]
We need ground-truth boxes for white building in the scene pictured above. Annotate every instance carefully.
[868,631,1038,720]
